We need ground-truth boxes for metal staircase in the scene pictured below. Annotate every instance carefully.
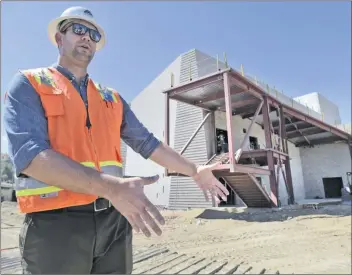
[209,153,273,208]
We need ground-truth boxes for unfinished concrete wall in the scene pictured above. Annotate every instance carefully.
[317,93,342,125]
[294,93,321,115]
[287,142,305,202]
[299,143,351,199]
[294,92,341,125]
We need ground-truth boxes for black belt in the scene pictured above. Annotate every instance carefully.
[94,197,112,212]
[37,198,112,214]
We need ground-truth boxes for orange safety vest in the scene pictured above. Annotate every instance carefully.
[16,67,124,213]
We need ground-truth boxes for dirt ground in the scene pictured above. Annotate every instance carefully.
[1,201,351,274]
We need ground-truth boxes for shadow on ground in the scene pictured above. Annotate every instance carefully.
[194,205,352,223]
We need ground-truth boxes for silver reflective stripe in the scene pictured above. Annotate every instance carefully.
[15,165,123,193]
[101,165,123,177]
[15,177,50,191]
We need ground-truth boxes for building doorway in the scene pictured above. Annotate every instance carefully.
[322,177,343,198]
[249,136,260,150]
[218,177,236,206]
[216,128,229,154]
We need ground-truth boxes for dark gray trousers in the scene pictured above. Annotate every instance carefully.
[19,202,133,274]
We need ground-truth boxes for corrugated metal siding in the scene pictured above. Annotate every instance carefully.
[168,50,212,209]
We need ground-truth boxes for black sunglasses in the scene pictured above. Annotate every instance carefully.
[63,22,102,43]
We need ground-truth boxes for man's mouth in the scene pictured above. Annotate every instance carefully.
[79,45,90,50]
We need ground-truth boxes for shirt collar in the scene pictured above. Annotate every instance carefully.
[51,63,89,87]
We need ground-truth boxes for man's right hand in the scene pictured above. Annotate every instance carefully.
[105,175,165,238]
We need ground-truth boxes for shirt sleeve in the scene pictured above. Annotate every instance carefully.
[3,71,51,177]
[119,95,161,159]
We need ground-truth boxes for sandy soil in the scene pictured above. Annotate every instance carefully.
[1,202,351,274]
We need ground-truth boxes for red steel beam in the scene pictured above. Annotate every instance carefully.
[227,69,349,141]
[228,75,263,100]
[213,163,271,176]
[272,151,287,161]
[262,96,279,206]
[164,68,230,97]
[223,72,236,172]
[279,105,294,204]
[164,67,349,141]
[267,99,349,141]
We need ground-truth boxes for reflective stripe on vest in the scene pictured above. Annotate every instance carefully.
[15,161,123,197]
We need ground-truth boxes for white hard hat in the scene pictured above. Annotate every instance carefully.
[48,6,106,51]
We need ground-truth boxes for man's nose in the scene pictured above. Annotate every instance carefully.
[81,31,91,42]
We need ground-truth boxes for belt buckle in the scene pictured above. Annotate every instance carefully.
[94,198,111,212]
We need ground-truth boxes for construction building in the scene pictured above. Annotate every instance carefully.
[123,49,352,209]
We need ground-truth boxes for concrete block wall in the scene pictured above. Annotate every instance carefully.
[300,143,351,199]
[317,93,342,125]
[294,92,341,125]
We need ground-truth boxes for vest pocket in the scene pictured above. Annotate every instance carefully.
[103,101,123,139]
[41,95,65,117]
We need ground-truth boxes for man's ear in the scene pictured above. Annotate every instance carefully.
[55,32,62,47]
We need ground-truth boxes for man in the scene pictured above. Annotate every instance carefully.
[3,6,229,274]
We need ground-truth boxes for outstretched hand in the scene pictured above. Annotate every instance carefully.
[107,175,165,238]
[107,162,228,237]
[192,162,229,205]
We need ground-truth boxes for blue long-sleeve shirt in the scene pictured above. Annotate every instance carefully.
[3,64,161,177]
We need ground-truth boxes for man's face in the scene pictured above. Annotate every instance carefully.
[56,19,98,65]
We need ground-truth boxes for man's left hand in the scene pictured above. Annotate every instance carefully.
[192,162,230,205]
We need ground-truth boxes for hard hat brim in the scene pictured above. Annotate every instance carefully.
[48,15,106,51]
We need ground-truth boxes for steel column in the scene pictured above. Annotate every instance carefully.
[262,96,278,206]
[280,105,294,204]
[223,72,236,172]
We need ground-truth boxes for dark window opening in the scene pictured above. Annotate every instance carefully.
[249,136,259,150]
[216,128,229,154]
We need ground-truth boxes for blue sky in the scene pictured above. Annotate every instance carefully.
[1,1,351,153]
